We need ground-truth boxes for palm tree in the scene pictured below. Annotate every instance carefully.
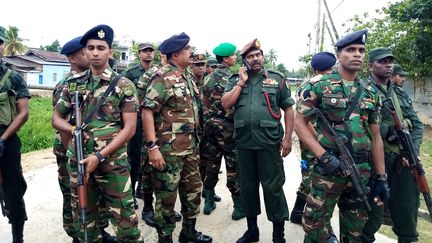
[4,26,27,56]
[267,48,278,69]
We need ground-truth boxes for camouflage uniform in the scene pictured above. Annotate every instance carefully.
[201,65,239,195]
[297,71,381,242]
[143,64,202,236]
[55,67,143,243]
[362,79,424,243]
[123,63,148,198]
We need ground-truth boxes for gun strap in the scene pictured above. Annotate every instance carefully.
[0,69,12,86]
[342,80,363,153]
[83,75,122,127]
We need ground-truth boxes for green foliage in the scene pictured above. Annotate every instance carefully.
[4,26,27,56]
[18,97,54,153]
[41,39,61,52]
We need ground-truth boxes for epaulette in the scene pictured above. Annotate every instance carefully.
[101,68,114,80]
[268,69,285,79]
[66,70,88,83]
[155,65,171,76]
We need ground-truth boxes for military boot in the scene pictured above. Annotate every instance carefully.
[174,211,182,222]
[272,221,285,243]
[231,194,246,220]
[101,228,119,243]
[203,189,216,215]
[289,195,306,225]
[236,216,259,243]
[158,232,173,243]
[135,178,144,199]
[72,238,80,243]
[179,218,212,243]
[142,192,155,227]
[327,228,339,243]
[12,222,24,243]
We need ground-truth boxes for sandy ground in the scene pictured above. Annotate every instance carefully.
[0,142,396,243]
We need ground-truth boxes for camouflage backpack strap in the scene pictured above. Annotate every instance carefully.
[82,75,122,127]
[0,69,12,87]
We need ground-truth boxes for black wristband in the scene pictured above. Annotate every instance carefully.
[95,151,106,163]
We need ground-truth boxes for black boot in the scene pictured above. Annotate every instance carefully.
[12,222,24,243]
[101,228,119,243]
[289,195,306,225]
[158,233,173,243]
[272,221,285,243]
[131,179,139,209]
[72,237,80,243]
[142,192,155,227]
[135,178,144,199]
[174,211,182,222]
[178,218,212,243]
[236,217,259,243]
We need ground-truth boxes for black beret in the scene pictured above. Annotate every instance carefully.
[311,52,336,71]
[159,32,190,54]
[335,29,368,50]
[60,36,83,56]
[80,24,114,47]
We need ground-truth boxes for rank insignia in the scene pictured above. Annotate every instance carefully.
[98,29,105,39]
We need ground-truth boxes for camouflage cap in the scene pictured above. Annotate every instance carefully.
[240,38,261,57]
[192,53,207,64]
[80,24,114,47]
[368,47,394,62]
[138,42,154,51]
[393,64,408,76]
[0,26,6,42]
[207,56,218,66]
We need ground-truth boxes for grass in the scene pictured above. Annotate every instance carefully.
[378,134,432,242]
[18,97,55,153]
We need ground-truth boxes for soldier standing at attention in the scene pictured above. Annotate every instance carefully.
[362,48,424,243]
[0,25,30,243]
[200,42,245,220]
[290,51,336,225]
[391,63,408,88]
[295,30,390,243]
[141,32,212,243]
[206,57,218,75]
[221,39,294,243]
[123,42,155,208]
[52,24,143,243]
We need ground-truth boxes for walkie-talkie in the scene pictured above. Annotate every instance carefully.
[242,58,252,71]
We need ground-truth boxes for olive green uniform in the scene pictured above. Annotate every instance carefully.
[224,69,294,222]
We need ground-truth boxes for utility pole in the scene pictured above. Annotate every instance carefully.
[320,14,326,52]
[324,21,335,45]
[315,0,322,53]
[323,0,339,40]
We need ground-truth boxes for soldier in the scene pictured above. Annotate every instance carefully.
[136,52,182,227]
[392,63,408,88]
[122,42,155,208]
[200,42,245,220]
[141,32,212,243]
[0,25,30,243]
[295,30,390,243]
[221,39,294,243]
[206,56,218,75]
[290,51,336,225]
[52,24,143,243]
[362,48,424,243]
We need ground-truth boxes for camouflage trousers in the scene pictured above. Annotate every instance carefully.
[152,151,202,236]
[68,156,143,243]
[201,118,239,194]
[362,152,419,242]
[303,161,371,243]
[296,144,314,199]
[140,148,152,194]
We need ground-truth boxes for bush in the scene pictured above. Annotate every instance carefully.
[18,97,54,153]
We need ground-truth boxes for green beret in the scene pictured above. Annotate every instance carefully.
[213,43,236,57]
[393,64,408,76]
[0,26,6,42]
[369,47,394,62]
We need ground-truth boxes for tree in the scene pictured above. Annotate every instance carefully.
[3,26,27,56]
[41,40,61,52]
[266,48,278,69]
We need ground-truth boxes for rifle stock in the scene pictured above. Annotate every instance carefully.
[305,108,371,211]
[74,92,88,242]
[384,98,432,220]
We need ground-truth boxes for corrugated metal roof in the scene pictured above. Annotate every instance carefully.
[25,48,68,63]
[2,57,37,68]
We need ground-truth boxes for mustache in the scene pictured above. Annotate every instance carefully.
[252,60,261,65]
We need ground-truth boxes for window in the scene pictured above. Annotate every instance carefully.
[53,73,57,83]
[121,52,126,61]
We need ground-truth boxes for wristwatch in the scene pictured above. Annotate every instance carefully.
[146,141,157,149]
[95,151,107,163]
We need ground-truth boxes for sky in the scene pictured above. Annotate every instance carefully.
[1,0,397,70]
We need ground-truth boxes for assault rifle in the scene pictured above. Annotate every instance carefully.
[384,98,432,220]
[73,92,88,242]
[305,108,371,211]
[0,169,9,217]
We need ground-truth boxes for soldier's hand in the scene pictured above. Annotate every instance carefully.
[80,155,99,182]
[401,157,410,167]
[317,151,342,175]
[370,178,390,205]
[238,67,248,85]
[280,136,292,157]
[149,147,165,171]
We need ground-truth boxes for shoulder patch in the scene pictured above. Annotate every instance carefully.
[267,69,285,79]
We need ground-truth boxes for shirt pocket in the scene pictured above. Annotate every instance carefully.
[171,122,193,151]
[233,119,245,139]
[261,87,278,107]
[172,83,191,111]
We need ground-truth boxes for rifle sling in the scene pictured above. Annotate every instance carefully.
[0,69,12,86]
[83,75,122,127]
[342,81,363,154]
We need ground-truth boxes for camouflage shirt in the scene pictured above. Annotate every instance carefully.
[203,64,233,120]
[225,69,295,149]
[122,63,147,85]
[297,71,380,154]
[137,64,160,105]
[143,64,200,156]
[56,67,138,160]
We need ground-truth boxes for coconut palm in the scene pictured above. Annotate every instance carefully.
[4,26,27,56]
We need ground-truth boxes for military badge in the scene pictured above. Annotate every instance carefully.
[255,39,261,48]
[121,83,134,96]
[98,29,105,39]
[69,83,77,92]
[262,78,278,86]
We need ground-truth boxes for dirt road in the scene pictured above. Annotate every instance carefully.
[0,145,395,242]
